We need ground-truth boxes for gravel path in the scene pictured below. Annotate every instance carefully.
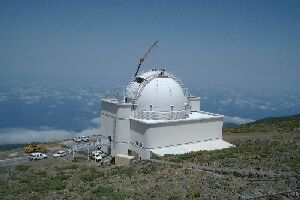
[150,159,294,178]
[0,156,28,167]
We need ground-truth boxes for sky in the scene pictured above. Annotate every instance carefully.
[0,1,300,144]
[0,0,299,89]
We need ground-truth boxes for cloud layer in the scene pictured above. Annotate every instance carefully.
[224,116,254,125]
[0,128,100,145]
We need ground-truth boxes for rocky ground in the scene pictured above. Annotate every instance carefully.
[0,115,300,199]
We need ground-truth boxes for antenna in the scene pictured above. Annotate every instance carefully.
[134,41,159,77]
[116,89,119,101]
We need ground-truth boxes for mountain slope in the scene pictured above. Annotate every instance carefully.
[224,114,300,133]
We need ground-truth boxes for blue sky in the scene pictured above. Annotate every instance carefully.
[1,0,299,89]
[0,1,300,144]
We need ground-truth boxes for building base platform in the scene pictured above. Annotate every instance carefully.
[150,138,234,156]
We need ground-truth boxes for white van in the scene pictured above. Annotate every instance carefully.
[73,136,89,142]
[79,136,89,142]
[29,153,48,161]
[90,151,102,162]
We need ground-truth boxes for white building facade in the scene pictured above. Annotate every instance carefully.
[100,69,233,160]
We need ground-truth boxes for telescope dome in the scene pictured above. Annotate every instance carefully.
[125,69,187,112]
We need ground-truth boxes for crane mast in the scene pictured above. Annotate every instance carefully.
[134,41,159,77]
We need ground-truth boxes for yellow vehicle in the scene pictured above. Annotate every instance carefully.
[24,144,46,153]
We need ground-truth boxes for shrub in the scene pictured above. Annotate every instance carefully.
[34,171,47,176]
[168,195,180,200]
[92,186,124,200]
[29,195,40,200]
[81,196,93,200]
[140,164,158,174]
[28,172,69,192]
[15,164,31,171]
[80,168,97,182]
[112,166,134,177]
[55,165,78,171]
[186,191,201,199]
[286,154,300,173]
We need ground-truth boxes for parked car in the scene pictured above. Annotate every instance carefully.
[73,137,81,142]
[79,136,89,142]
[91,150,106,157]
[90,151,102,162]
[73,136,89,142]
[29,153,47,161]
[53,151,66,158]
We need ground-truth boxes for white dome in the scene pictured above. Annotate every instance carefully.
[125,70,187,112]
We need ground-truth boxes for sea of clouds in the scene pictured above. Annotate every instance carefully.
[0,82,300,145]
[0,127,99,145]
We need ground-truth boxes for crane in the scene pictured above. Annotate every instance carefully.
[134,40,159,77]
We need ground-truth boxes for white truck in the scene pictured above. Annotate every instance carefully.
[52,150,67,158]
[73,137,81,142]
[79,136,89,142]
[90,151,102,162]
[73,136,89,142]
[29,153,48,161]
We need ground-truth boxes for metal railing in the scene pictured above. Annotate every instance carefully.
[133,110,186,120]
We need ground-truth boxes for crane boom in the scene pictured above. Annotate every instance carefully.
[134,41,159,77]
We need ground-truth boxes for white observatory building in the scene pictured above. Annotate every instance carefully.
[100,69,233,160]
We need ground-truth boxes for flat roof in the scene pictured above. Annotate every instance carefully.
[130,111,223,124]
[188,111,223,119]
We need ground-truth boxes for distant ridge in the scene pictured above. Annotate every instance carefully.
[254,114,300,123]
[0,142,39,152]
[224,114,300,133]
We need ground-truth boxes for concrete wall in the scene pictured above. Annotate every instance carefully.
[101,98,223,160]
[114,118,131,142]
[130,117,223,149]
[112,142,129,156]
[101,99,132,118]
[111,118,131,156]
[129,119,148,146]
[100,99,117,139]
[100,113,114,138]
[188,96,201,112]
[128,144,151,160]
[128,120,151,159]
[100,99,133,157]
